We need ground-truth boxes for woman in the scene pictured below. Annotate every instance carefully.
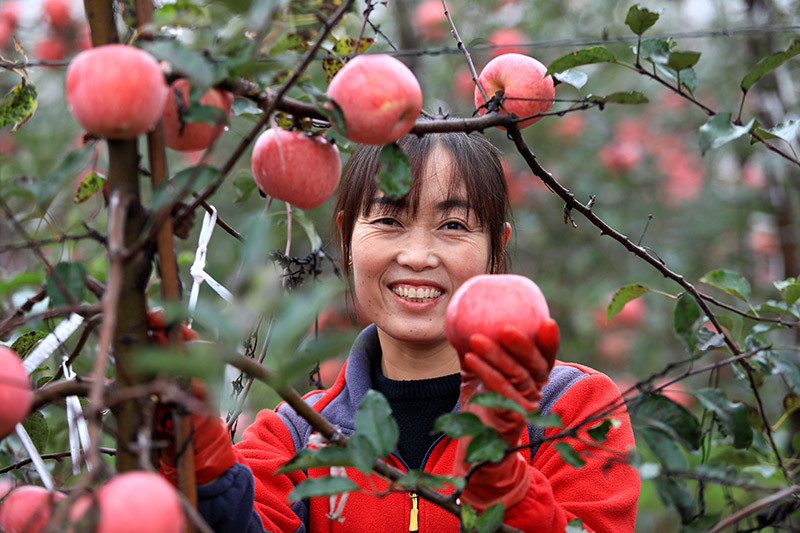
[160,131,640,532]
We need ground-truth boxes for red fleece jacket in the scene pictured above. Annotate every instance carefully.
[233,357,640,532]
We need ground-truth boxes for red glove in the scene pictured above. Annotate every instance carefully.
[147,309,236,485]
[454,319,560,512]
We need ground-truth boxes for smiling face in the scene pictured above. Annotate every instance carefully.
[349,145,493,354]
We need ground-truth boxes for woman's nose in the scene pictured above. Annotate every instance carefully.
[396,231,440,270]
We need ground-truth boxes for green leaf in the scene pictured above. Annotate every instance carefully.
[289,208,321,251]
[232,97,262,116]
[321,99,347,135]
[475,503,505,533]
[434,412,489,438]
[354,390,399,457]
[552,69,587,90]
[638,38,670,64]
[233,174,258,203]
[151,165,221,213]
[396,470,465,491]
[466,430,506,463]
[376,143,412,199]
[277,445,353,473]
[666,51,701,71]
[289,475,359,502]
[0,78,38,132]
[607,284,650,324]
[634,394,701,450]
[346,432,378,474]
[700,268,751,302]
[133,343,226,381]
[526,411,563,428]
[461,503,479,531]
[269,32,309,55]
[639,426,687,470]
[11,331,47,358]
[0,271,45,296]
[47,261,87,307]
[140,41,215,88]
[654,477,694,523]
[468,391,526,415]
[554,441,586,468]
[546,46,616,75]
[74,171,106,204]
[22,411,49,452]
[625,5,660,35]
[741,39,800,93]
[774,277,800,306]
[673,293,701,346]
[595,91,649,105]
[37,146,94,210]
[698,113,755,155]
[154,1,210,27]
[695,388,753,449]
[587,420,613,442]
[180,103,228,126]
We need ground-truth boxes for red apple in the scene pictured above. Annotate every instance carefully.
[553,113,586,139]
[453,66,475,102]
[474,53,555,129]
[487,27,527,59]
[162,78,233,152]
[0,346,32,439]
[0,486,66,533]
[65,44,168,139]
[414,0,448,40]
[34,36,67,61]
[445,274,550,355]
[70,472,184,533]
[0,2,20,29]
[326,54,423,145]
[251,128,341,209]
[598,141,642,174]
[0,19,12,49]
[43,0,72,30]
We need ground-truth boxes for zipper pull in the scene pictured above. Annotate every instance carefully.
[409,492,419,531]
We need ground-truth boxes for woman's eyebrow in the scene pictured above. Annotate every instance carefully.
[371,196,407,209]
[435,198,472,212]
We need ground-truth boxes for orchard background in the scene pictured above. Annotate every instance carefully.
[1,0,799,531]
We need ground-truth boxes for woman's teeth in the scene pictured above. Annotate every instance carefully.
[391,286,442,302]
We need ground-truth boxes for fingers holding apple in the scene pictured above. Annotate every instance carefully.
[474,53,555,129]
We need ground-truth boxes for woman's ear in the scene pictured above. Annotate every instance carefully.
[502,222,512,247]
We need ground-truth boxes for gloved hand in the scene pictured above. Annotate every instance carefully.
[454,319,560,512]
[147,309,236,486]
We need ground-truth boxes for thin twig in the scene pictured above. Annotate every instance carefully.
[350,0,374,61]
[0,230,106,254]
[0,448,116,475]
[441,0,488,104]
[708,485,800,533]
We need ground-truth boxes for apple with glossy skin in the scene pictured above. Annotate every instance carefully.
[251,128,341,210]
[70,471,184,533]
[487,27,527,59]
[0,486,66,533]
[326,54,422,145]
[445,274,550,355]
[162,78,233,152]
[474,53,555,129]
[0,346,32,439]
[65,44,168,139]
[43,0,72,30]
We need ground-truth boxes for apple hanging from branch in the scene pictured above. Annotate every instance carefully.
[0,346,32,439]
[162,78,233,152]
[0,486,66,533]
[474,53,555,129]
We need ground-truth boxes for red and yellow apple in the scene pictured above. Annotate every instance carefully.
[251,128,341,209]
[445,274,550,355]
[326,54,422,145]
[474,53,555,129]
[65,44,168,139]
[162,78,233,152]
[70,471,184,533]
[0,346,32,439]
[487,27,527,58]
[0,486,66,533]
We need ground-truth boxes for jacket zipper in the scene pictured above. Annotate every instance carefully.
[409,492,419,531]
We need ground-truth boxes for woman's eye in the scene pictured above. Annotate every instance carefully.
[443,221,467,231]
[377,218,398,226]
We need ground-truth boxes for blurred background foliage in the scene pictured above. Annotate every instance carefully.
[1,0,799,530]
